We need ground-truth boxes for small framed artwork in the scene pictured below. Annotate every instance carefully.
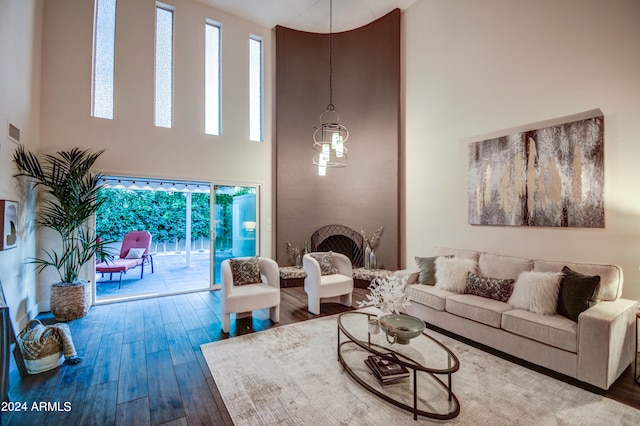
[0,200,18,250]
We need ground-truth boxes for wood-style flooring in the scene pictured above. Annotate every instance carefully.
[4,287,640,425]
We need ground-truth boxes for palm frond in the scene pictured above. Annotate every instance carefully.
[13,145,108,283]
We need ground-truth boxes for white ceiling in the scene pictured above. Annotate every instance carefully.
[196,0,419,33]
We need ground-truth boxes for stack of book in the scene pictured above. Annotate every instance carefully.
[364,353,410,385]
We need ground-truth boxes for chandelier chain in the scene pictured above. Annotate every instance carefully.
[328,0,333,110]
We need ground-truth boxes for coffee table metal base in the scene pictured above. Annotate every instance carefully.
[337,312,460,421]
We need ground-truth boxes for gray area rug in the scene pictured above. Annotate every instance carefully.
[201,312,640,425]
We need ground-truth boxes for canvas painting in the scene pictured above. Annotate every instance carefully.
[0,200,18,250]
[468,115,604,228]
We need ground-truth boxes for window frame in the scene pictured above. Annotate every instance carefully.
[154,2,175,128]
[249,34,264,142]
[91,0,117,120]
[205,19,222,136]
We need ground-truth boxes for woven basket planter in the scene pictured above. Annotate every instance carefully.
[50,281,91,322]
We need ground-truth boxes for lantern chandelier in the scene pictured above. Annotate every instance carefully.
[312,0,349,176]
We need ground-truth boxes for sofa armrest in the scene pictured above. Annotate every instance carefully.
[577,298,639,389]
[393,268,420,284]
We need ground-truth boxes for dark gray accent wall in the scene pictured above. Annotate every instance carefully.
[275,9,400,270]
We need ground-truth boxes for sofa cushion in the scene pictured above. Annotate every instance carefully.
[404,284,454,311]
[477,252,533,280]
[502,309,578,353]
[446,294,513,328]
[533,259,621,302]
[464,272,515,303]
[435,257,477,293]
[557,266,600,322]
[432,246,480,261]
[508,271,563,315]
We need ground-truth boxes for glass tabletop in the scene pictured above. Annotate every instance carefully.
[337,311,459,374]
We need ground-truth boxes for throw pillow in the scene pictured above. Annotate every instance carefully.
[310,252,339,275]
[414,256,438,285]
[414,255,452,285]
[125,248,146,259]
[434,257,478,293]
[229,257,262,286]
[464,272,515,303]
[557,266,600,322]
[508,271,563,315]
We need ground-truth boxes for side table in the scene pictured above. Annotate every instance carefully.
[352,268,393,289]
[279,266,306,288]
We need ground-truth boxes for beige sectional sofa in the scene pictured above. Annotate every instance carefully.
[400,246,639,390]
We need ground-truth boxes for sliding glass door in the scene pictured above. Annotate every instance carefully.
[212,184,260,284]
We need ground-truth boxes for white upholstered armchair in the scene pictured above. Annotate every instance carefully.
[220,256,280,333]
[303,252,354,315]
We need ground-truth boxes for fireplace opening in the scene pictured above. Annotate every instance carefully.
[310,225,364,267]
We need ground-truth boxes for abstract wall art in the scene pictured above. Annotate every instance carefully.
[468,115,604,228]
[0,200,18,250]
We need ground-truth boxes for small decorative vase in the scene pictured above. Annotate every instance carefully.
[369,249,377,270]
[364,244,371,269]
[295,253,302,268]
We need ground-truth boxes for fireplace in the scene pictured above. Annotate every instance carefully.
[310,225,364,267]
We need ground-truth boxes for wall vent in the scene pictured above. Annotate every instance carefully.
[7,122,20,143]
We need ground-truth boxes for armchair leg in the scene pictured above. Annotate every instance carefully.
[308,297,321,315]
[222,313,230,333]
[340,293,353,308]
[270,305,280,324]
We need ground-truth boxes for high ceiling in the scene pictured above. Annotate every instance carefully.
[196,0,418,33]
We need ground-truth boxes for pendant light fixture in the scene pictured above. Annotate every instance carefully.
[312,0,349,176]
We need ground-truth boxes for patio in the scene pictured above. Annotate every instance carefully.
[95,251,215,301]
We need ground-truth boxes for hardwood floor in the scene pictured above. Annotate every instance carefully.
[4,287,640,425]
[5,287,369,425]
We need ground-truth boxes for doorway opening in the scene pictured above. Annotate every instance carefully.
[94,177,260,303]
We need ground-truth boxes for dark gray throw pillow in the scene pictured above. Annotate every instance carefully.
[557,266,600,322]
[464,272,515,302]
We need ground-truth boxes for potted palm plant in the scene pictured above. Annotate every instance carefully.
[13,145,113,321]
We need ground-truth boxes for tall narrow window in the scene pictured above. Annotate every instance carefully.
[92,0,117,119]
[155,3,174,128]
[249,35,263,142]
[205,20,221,136]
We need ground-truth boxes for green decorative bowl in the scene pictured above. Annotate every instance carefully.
[378,314,425,345]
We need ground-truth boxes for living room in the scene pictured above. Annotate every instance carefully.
[1,0,639,424]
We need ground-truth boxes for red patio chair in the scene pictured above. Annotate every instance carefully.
[96,231,154,288]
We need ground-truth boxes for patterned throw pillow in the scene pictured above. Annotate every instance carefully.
[229,257,262,286]
[310,252,339,275]
[464,272,515,303]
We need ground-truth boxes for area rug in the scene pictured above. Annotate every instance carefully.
[201,313,640,425]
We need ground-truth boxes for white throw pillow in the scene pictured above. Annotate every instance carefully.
[508,271,563,315]
[125,247,146,259]
[434,257,477,293]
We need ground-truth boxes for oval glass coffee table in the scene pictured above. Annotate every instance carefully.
[337,311,460,420]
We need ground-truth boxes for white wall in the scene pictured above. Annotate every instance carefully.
[0,0,42,327]
[36,0,274,310]
[404,0,640,300]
